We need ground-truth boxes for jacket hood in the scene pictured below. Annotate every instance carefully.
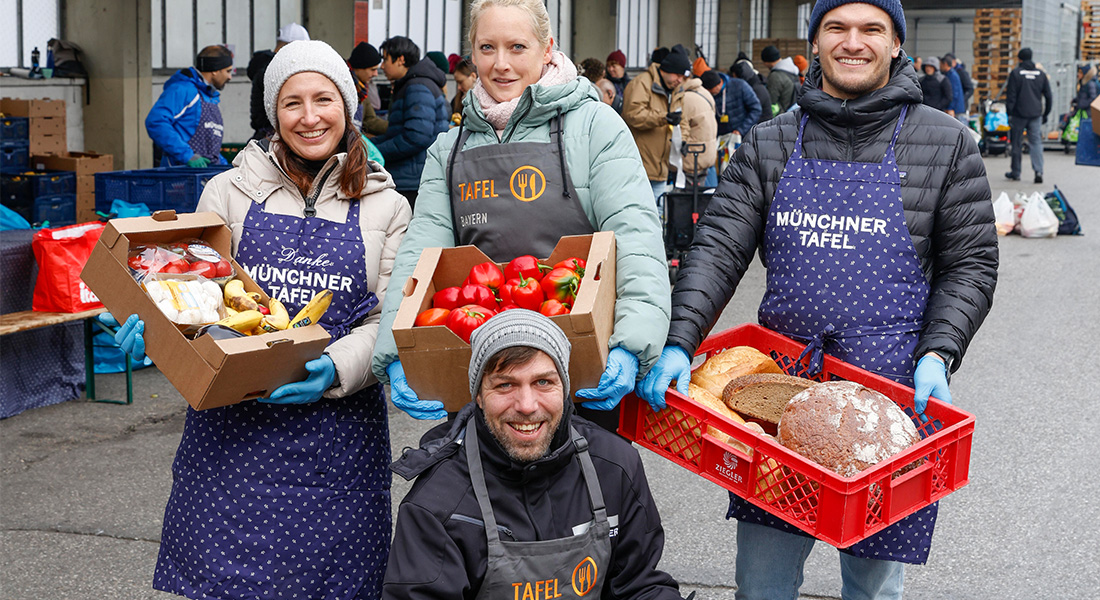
[401,58,447,89]
[774,57,800,75]
[461,73,599,137]
[390,398,578,484]
[733,61,762,84]
[167,67,218,98]
[231,138,395,200]
[798,50,922,129]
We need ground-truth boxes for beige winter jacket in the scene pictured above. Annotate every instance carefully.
[622,63,673,182]
[672,78,718,175]
[197,140,411,397]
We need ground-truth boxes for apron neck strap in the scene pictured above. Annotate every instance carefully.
[792,105,910,163]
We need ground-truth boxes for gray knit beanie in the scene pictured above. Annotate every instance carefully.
[468,309,571,402]
[263,40,358,131]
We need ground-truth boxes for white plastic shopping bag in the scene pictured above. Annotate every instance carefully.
[1019,192,1059,238]
[992,191,1015,236]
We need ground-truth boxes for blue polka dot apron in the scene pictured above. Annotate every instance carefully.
[727,106,938,565]
[153,193,391,599]
[188,97,225,163]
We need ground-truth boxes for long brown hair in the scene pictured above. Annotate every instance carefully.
[275,112,369,200]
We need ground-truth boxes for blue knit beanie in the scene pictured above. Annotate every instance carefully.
[808,0,906,44]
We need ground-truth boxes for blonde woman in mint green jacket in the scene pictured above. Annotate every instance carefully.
[370,0,669,426]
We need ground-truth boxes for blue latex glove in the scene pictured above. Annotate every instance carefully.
[635,345,691,412]
[576,347,640,411]
[386,360,446,420]
[913,354,952,416]
[102,313,146,362]
[262,355,335,405]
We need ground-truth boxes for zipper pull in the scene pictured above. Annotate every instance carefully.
[304,202,317,218]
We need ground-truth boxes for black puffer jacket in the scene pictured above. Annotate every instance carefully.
[383,403,682,599]
[667,54,998,372]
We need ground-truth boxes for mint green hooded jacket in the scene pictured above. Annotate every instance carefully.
[370,76,670,382]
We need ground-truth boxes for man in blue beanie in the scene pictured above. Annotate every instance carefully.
[637,0,998,598]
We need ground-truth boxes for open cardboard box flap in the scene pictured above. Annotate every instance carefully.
[81,210,330,410]
[393,232,617,411]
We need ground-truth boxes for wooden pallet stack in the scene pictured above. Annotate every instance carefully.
[1083,1,1100,61]
[972,8,1022,107]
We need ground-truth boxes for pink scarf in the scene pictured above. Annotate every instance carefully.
[472,51,578,132]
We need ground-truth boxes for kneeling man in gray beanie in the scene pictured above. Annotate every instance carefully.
[384,309,688,599]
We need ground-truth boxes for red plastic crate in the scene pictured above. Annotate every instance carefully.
[618,323,975,548]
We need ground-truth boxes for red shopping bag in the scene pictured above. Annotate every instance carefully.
[31,222,106,312]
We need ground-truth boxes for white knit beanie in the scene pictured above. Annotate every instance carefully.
[468,309,572,402]
[263,40,358,130]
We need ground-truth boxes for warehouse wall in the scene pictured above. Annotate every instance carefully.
[573,1,617,65]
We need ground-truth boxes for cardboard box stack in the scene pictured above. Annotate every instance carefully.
[33,152,114,222]
[81,211,332,410]
[0,98,66,156]
[391,232,617,411]
[972,8,1022,112]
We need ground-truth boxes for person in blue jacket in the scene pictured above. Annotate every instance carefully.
[145,45,234,167]
[940,55,966,122]
[701,68,761,179]
[372,36,450,208]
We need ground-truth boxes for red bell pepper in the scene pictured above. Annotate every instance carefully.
[458,283,498,308]
[446,304,497,343]
[504,255,549,282]
[500,276,545,311]
[414,307,451,327]
[552,257,586,278]
[432,286,463,310]
[539,299,570,316]
[464,261,505,293]
[540,267,580,307]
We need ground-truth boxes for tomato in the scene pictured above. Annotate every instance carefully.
[160,261,188,274]
[540,267,580,306]
[446,304,496,343]
[501,276,545,311]
[127,255,145,270]
[539,299,571,316]
[552,257,586,278]
[214,259,233,277]
[504,255,549,282]
[464,261,505,292]
[432,286,463,310]
[188,260,217,278]
[414,307,451,327]
[458,283,498,308]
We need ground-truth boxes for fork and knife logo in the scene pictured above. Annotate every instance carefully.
[509,165,547,202]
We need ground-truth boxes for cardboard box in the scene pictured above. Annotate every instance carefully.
[28,116,65,137]
[81,210,331,410]
[1,97,65,118]
[76,190,97,222]
[1091,96,1100,136]
[392,232,617,411]
[32,151,113,177]
[76,174,95,195]
[29,135,65,156]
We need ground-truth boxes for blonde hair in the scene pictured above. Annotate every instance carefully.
[467,0,554,50]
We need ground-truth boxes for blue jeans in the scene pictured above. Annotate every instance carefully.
[1008,115,1044,177]
[734,521,905,600]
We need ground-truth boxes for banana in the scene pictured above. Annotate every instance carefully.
[223,306,239,318]
[247,291,263,302]
[216,309,264,334]
[289,289,333,328]
[259,298,291,332]
[223,279,260,312]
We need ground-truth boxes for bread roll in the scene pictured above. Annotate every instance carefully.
[687,383,751,454]
[722,373,815,426]
[691,346,782,399]
[777,381,920,477]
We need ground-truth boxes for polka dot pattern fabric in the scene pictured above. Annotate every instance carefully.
[737,106,937,564]
[153,197,392,598]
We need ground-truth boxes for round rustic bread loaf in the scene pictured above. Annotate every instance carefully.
[777,381,920,477]
[690,346,782,399]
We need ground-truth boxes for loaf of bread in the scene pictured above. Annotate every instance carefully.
[687,382,751,455]
[691,346,782,399]
[722,373,814,426]
[777,381,920,477]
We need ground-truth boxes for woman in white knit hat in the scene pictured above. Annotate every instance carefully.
[116,39,410,599]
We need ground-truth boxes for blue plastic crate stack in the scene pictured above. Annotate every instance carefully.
[94,166,230,216]
[1,116,30,170]
[0,169,77,226]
